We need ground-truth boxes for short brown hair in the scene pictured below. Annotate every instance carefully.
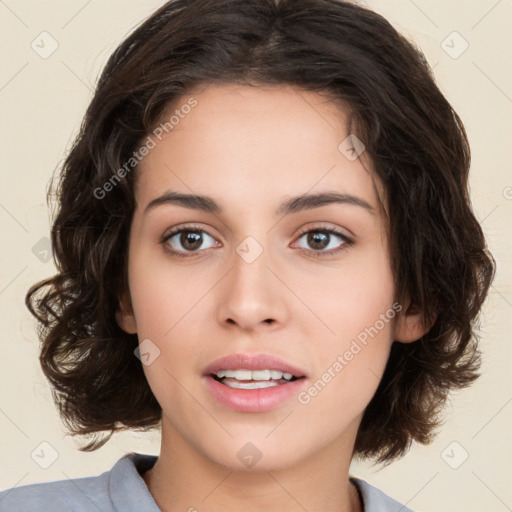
[26,0,495,463]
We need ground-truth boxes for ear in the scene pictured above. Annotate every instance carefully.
[115,291,137,334]
[393,295,436,343]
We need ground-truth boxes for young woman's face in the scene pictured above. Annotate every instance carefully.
[118,83,418,472]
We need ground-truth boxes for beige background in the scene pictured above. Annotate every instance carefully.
[1,1,511,510]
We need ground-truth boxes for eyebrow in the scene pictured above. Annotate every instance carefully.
[143,190,375,217]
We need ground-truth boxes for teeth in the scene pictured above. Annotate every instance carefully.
[215,369,294,381]
[223,380,281,389]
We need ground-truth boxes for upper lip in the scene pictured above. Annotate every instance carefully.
[202,353,307,378]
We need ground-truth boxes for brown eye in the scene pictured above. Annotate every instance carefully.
[178,231,203,251]
[161,226,218,257]
[305,231,330,251]
[294,226,354,257]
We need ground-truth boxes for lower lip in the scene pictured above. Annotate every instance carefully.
[204,375,307,413]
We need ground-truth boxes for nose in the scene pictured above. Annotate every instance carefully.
[216,240,289,333]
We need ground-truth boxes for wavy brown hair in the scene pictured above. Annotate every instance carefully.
[26,0,495,463]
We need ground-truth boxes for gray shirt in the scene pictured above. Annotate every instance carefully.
[0,452,414,511]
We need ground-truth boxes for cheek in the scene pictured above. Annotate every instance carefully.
[128,248,213,337]
[303,319,394,422]
[304,246,395,342]
[127,252,213,388]
[301,248,395,394]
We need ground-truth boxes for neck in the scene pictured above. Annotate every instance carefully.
[141,416,363,512]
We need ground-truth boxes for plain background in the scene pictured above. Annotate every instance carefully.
[0,1,511,510]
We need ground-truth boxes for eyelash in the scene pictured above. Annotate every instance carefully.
[160,224,354,259]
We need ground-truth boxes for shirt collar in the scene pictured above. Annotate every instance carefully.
[109,452,160,512]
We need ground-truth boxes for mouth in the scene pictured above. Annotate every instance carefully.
[203,353,307,380]
[202,353,308,410]
[210,369,303,389]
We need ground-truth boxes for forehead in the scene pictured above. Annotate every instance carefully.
[133,83,385,219]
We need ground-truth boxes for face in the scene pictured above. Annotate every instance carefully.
[117,83,423,472]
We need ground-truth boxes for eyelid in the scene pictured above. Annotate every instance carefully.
[160,223,220,247]
[161,223,216,240]
[291,223,354,256]
[294,222,352,240]
[159,223,218,255]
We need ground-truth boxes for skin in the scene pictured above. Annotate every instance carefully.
[116,83,427,512]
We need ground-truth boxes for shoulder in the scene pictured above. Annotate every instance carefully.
[0,472,112,512]
[351,477,415,512]
[0,452,159,512]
